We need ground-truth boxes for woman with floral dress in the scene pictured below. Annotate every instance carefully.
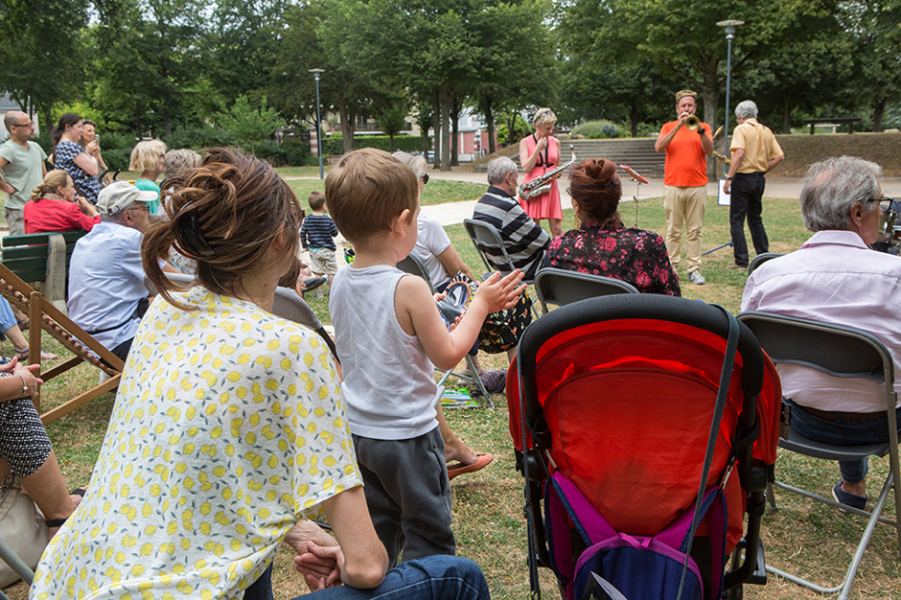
[548,158,680,296]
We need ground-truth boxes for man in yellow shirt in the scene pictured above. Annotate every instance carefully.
[724,100,784,269]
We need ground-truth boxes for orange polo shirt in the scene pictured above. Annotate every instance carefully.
[660,120,712,187]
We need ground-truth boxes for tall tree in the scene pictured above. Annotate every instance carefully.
[0,0,90,133]
[92,0,205,137]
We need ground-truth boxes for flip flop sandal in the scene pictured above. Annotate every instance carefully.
[15,349,58,361]
[447,453,494,481]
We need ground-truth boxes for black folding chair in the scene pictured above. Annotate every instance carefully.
[738,311,901,600]
[534,267,638,314]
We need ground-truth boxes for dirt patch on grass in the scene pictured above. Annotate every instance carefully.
[773,132,901,177]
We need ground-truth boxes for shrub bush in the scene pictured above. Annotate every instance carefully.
[323,135,423,155]
[252,139,311,166]
[571,120,626,139]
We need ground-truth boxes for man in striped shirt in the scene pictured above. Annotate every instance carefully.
[472,156,550,280]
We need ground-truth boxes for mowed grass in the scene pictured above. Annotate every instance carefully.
[8,192,901,600]
[285,178,486,209]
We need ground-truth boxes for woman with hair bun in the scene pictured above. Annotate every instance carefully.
[519,107,564,238]
[30,148,489,600]
[549,158,681,296]
[25,170,99,234]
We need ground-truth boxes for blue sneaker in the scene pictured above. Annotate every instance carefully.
[832,481,867,512]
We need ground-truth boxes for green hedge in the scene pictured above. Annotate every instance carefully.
[323,135,424,155]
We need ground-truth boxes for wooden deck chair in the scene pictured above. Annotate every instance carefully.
[0,263,124,425]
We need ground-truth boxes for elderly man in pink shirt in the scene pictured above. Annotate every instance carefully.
[741,156,901,512]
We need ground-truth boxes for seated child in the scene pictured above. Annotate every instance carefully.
[300,190,340,293]
[325,148,525,565]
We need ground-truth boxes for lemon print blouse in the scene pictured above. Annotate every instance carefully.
[31,287,361,600]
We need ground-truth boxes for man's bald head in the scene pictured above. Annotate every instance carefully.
[4,111,27,131]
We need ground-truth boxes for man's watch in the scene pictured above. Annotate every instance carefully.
[725,176,733,180]
[697,125,705,134]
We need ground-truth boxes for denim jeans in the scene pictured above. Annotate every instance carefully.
[247,555,489,600]
[787,399,901,484]
[729,172,768,267]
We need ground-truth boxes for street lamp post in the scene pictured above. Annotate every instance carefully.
[309,68,325,180]
[716,20,744,178]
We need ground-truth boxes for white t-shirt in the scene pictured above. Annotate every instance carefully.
[32,287,361,600]
[414,214,453,289]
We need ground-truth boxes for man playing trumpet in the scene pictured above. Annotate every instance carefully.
[655,90,713,286]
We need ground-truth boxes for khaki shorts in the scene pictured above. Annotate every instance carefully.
[4,208,24,236]
[309,248,338,275]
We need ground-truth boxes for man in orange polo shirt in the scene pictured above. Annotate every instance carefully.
[655,90,713,286]
[723,100,784,269]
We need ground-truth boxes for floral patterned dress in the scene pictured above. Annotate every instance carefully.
[548,222,681,296]
[32,287,361,600]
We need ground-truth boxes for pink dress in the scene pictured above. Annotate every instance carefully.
[519,134,563,220]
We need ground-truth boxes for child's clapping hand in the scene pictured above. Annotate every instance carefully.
[473,270,526,314]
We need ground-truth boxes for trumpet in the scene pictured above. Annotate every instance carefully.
[685,115,701,131]
[519,146,576,200]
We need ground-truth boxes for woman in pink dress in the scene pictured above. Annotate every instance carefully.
[518,107,563,237]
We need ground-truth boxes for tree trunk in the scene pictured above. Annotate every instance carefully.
[450,95,460,167]
[783,96,792,134]
[629,104,639,138]
[440,88,451,172]
[40,103,53,138]
[339,96,356,154]
[701,67,719,182]
[484,96,495,154]
[431,88,440,168]
[873,98,886,132]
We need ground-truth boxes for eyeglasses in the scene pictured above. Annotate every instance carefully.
[421,174,429,185]
[11,121,33,128]
[870,197,896,212]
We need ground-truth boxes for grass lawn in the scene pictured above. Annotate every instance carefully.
[7,193,901,600]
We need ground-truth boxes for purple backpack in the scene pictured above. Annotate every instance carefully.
[545,472,727,600]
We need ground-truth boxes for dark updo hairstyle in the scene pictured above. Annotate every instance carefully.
[51,113,82,150]
[143,148,303,311]
[568,158,621,227]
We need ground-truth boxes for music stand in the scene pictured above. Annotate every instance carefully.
[619,165,648,228]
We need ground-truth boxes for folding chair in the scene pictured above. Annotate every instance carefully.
[463,218,543,285]
[747,252,784,276]
[0,263,124,424]
[396,252,491,402]
[533,267,638,314]
[738,311,901,600]
[463,218,541,320]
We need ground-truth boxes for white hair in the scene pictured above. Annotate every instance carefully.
[735,100,758,120]
[487,157,518,185]
[799,156,882,232]
[391,151,427,179]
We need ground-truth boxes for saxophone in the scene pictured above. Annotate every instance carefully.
[519,145,576,200]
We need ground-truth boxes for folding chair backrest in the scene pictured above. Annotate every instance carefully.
[396,252,438,294]
[463,218,515,274]
[534,267,638,313]
[747,252,784,276]
[514,295,768,536]
[738,311,892,385]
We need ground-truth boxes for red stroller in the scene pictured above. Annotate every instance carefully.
[506,295,781,599]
